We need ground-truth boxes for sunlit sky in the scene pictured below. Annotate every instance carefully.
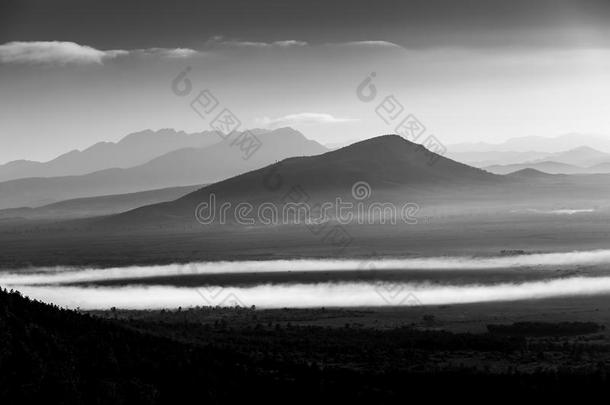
[1,0,610,163]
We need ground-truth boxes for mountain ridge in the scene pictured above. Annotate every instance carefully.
[0,128,222,182]
[449,133,610,154]
[0,128,327,209]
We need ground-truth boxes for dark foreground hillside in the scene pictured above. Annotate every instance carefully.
[1,288,609,403]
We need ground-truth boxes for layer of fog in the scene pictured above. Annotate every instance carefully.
[3,249,610,286]
[10,276,610,310]
[516,208,596,215]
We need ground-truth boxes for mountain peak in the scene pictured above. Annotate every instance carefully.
[335,134,415,151]
[554,145,606,156]
[356,134,406,143]
[506,168,556,178]
[118,128,188,144]
[262,127,308,139]
[569,145,599,152]
[328,134,435,163]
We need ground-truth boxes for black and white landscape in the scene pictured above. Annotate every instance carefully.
[2,0,610,403]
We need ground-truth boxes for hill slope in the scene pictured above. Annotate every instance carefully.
[0,184,201,221]
[3,288,603,403]
[112,135,500,224]
[0,287,283,403]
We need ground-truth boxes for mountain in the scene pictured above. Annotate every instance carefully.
[0,129,222,182]
[446,150,550,167]
[588,162,610,173]
[449,133,610,154]
[537,146,610,167]
[504,168,559,180]
[0,185,201,221]
[483,147,610,175]
[110,135,500,224]
[0,128,327,209]
[484,161,585,175]
[448,145,610,170]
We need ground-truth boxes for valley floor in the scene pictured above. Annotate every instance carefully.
[3,211,610,401]
[2,210,610,268]
[91,294,610,334]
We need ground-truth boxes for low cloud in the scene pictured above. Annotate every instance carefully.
[6,250,610,309]
[205,36,308,48]
[334,40,403,49]
[0,41,122,65]
[11,276,610,310]
[0,39,399,66]
[204,37,400,50]
[255,113,359,128]
[128,47,201,58]
[0,41,201,65]
[4,249,610,286]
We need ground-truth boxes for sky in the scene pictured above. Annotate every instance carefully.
[1,0,610,163]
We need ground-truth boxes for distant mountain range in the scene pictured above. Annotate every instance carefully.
[485,161,584,175]
[539,146,610,167]
[0,129,228,182]
[446,150,551,167]
[5,131,610,220]
[448,134,610,169]
[483,146,610,175]
[0,128,328,209]
[449,133,610,154]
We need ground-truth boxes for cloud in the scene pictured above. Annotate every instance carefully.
[0,39,400,66]
[127,47,202,58]
[255,113,358,128]
[204,37,403,50]
[205,36,308,48]
[0,41,201,65]
[336,40,403,49]
[0,41,121,65]
[11,276,610,310]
